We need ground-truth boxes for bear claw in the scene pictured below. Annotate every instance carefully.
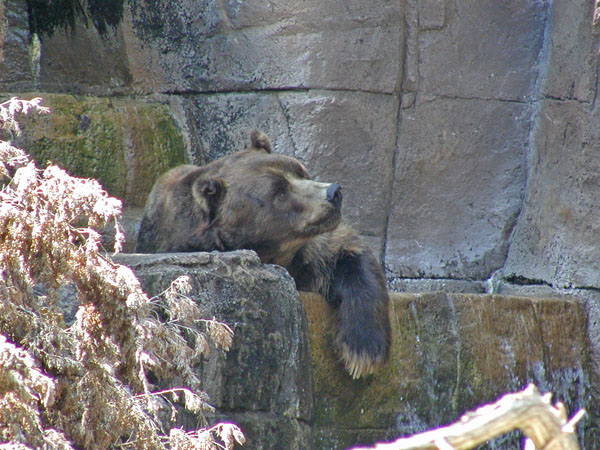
[339,343,387,379]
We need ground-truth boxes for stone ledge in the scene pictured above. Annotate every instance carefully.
[106,252,599,449]
[113,250,313,426]
[302,291,597,449]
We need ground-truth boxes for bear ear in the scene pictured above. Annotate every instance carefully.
[250,130,272,153]
[191,177,226,222]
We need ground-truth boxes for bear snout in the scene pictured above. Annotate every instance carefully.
[326,183,342,208]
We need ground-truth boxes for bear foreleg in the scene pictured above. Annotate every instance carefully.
[328,247,392,378]
[289,225,392,378]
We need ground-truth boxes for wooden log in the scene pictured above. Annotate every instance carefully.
[352,385,585,450]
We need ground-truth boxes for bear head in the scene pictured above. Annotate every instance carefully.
[137,131,343,266]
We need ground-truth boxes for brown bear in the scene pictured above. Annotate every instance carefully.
[136,131,392,378]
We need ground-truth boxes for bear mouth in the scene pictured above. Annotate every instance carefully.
[302,208,341,236]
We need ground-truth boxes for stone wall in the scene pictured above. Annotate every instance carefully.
[306,290,598,449]
[2,1,600,448]
[113,252,599,449]
[2,0,599,294]
[114,251,314,449]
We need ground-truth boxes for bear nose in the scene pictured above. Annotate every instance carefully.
[326,183,342,207]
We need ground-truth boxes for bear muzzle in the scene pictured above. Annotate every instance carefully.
[326,183,342,208]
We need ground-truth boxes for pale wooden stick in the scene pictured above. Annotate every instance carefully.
[352,385,585,450]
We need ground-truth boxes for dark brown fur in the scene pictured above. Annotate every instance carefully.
[136,131,391,378]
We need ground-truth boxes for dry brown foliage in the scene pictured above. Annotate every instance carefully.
[0,97,244,450]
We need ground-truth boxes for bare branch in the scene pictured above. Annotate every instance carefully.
[352,385,584,450]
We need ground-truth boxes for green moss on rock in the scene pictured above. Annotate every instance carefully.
[12,93,186,207]
[301,291,594,450]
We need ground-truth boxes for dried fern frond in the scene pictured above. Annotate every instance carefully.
[167,423,245,450]
[0,335,74,450]
[0,97,50,135]
[0,142,29,181]
[200,318,234,353]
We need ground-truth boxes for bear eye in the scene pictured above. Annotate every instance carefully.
[271,177,290,198]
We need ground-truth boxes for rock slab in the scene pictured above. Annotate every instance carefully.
[303,291,598,449]
[112,251,598,449]
[113,251,314,450]
[9,93,186,207]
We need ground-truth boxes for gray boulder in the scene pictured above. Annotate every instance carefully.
[111,252,598,449]
[113,251,313,450]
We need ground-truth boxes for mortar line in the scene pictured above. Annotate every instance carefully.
[274,93,300,159]
[381,94,403,268]
[155,87,580,104]
[380,0,417,269]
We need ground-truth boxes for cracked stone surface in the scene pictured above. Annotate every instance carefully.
[385,96,532,280]
[127,0,405,94]
[304,290,598,449]
[503,99,600,289]
[3,0,600,289]
[501,1,600,289]
[113,251,314,449]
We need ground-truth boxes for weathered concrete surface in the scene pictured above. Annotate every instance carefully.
[500,1,600,290]
[0,1,131,95]
[12,0,404,95]
[386,97,531,280]
[503,100,600,289]
[303,291,598,450]
[542,0,597,103]
[3,0,600,292]
[416,0,549,101]
[36,23,132,96]
[127,0,404,94]
[113,251,314,450]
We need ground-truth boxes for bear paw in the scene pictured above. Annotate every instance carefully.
[335,328,389,379]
